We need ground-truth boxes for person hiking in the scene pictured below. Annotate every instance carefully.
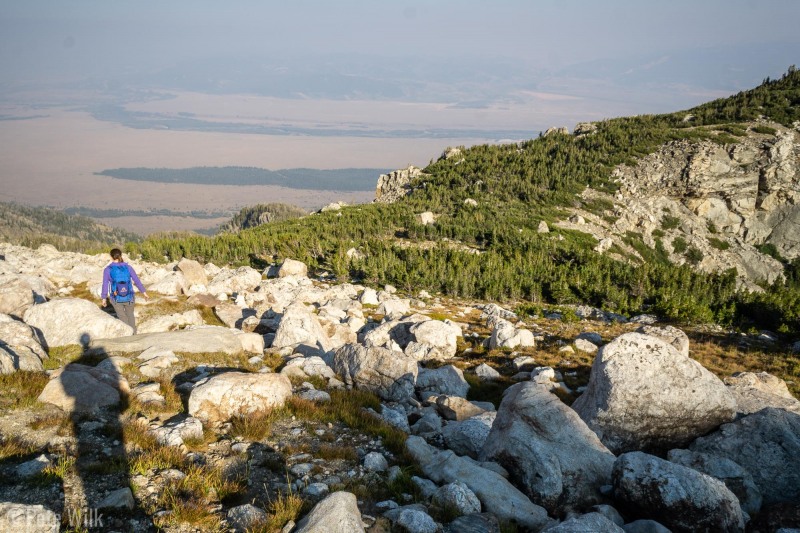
[101,248,149,334]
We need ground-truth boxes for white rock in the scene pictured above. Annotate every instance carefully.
[188,371,292,425]
[24,298,133,347]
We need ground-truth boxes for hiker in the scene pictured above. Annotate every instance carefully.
[101,248,149,333]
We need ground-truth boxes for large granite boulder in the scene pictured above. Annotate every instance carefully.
[331,344,417,402]
[612,451,745,532]
[0,502,60,533]
[0,277,36,317]
[442,411,496,459]
[24,298,133,347]
[487,318,535,350]
[480,382,616,514]
[406,436,551,531]
[572,331,736,453]
[689,407,800,506]
[278,258,308,278]
[188,371,292,425]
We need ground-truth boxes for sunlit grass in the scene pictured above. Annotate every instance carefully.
[0,370,49,410]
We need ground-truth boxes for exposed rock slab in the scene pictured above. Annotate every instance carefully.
[294,491,365,533]
[89,326,252,355]
[24,297,133,347]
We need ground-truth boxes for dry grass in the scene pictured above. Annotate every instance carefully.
[153,463,247,530]
[0,435,38,460]
[0,370,50,410]
[229,408,287,442]
[28,410,73,436]
[43,345,88,370]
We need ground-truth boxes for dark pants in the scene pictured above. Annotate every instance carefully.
[110,299,137,334]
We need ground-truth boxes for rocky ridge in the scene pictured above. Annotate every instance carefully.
[555,119,800,290]
[0,242,799,531]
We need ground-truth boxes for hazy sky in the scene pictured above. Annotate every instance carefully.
[2,0,799,83]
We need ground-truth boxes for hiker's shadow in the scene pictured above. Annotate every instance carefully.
[58,333,154,531]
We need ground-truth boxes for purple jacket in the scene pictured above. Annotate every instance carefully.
[101,262,146,300]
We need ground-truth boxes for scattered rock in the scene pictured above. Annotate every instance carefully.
[294,491,365,533]
[188,371,293,425]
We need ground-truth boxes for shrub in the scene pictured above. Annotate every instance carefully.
[672,236,688,254]
[662,214,681,230]
[708,237,730,251]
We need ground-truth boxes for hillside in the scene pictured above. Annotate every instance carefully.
[127,68,800,334]
[0,202,140,253]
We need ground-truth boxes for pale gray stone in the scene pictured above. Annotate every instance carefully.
[406,436,550,531]
[38,364,125,412]
[16,454,51,478]
[227,503,268,532]
[622,520,672,533]
[363,451,388,472]
[613,451,745,532]
[573,331,736,453]
[89,326,251,355]
[0,502,59,533]
[188,371,292,425]
[436,395,486,421]
[667,448,762,515]
[278,258,308,278]
[543,512,625,532]
[689,407,800,506]
[176,257,208,287]
[416,365,469,398]
[25,297,133,347]
[97,487,135,510]
[481,382,615,514]
[442,411,495,459]
[332,343,418,402]
[724,371,800,415]
[474,363,500,381]
[395,508,437,533]
[294,491,365,533]
[635,325,690,357]
[273,303,333,356]
[433,481,481,515]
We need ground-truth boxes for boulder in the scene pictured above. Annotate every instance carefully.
[331,344,417,402]
[362,314,427,349]
[689,407,800,506]
[278,258,308,278]
[0,314,47,373]
[89,326,252,355]
[176,258,208,287]
[724,371,800,415]
[24,298,133,347]
[226,504,267,532]
[213,303,257,330]
[442,411,495,459]
[488,318,535,349]
[408,319,461,360]
[149,416,204,448]
[38,364,127,412]
[433,481,482,515]
[436,395,486,421]
[474,363,500,381]
[406,435,551,531]
[542,513,624,532]
[612,451,745,532]
[480,382,615,514]
[377,298,411,318]
[207,266,262,295]
[572,332,736,453]
[416,365,469,398]
[147,271,187,296]
[273,303,333,356]
[359,288,380,306]
[0,277,36,317]
[667,448,762,515]
[188,371,292,425]
[294,491,364,533]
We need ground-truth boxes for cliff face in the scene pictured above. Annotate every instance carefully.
[613,123,799,259]
[554,121,800,289]
[374,165,422,204]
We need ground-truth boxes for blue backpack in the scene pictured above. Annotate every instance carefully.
[110,263,134,303]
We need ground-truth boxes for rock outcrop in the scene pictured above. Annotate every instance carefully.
[572,331,737,453]
[375,166,422,204]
